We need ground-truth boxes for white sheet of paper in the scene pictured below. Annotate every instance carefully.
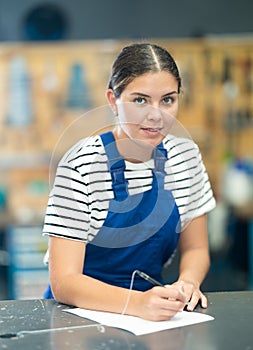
[64,308,214,336]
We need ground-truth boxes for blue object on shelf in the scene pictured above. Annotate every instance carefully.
[6,56,33,127]
[66,63,92,110]
[6,226,48,300]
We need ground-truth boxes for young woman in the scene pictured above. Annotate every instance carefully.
[43,43,216,321]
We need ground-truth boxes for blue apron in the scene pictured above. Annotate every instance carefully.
[44,131,181,298]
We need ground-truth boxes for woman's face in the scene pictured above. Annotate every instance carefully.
[107,71,179,147]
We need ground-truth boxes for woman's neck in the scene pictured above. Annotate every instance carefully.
[112,128,154,163]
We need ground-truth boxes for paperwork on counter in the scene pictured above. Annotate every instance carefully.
[64,308,214,336]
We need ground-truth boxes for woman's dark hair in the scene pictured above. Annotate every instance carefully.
[108,43,182,98]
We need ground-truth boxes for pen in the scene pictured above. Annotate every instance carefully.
[135,270,164,287]
[135,270,191,307]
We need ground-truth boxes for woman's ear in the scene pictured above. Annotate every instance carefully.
[106,89,118,116]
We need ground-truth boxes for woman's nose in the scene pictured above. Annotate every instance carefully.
[146,105,163,120]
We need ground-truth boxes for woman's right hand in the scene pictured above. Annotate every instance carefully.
[135,285,187,321]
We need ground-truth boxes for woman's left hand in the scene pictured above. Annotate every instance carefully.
[172,280,208,311]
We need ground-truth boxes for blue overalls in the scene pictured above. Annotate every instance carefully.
[44,131,181,298]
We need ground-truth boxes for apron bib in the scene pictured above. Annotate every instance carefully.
[84,131,181,291]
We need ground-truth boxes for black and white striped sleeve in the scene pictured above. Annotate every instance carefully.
[42,161,90,242]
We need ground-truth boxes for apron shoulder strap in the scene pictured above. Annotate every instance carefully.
[100,131,128,201]
[153,142,168,174]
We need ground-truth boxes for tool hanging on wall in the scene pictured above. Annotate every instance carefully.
[6,56,33,127]
[242,55,253,96]
[221,54,240,158]
[65,62,92,110]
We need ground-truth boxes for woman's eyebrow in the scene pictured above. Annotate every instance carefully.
[130,91,178,98]
[162,91,178,97]
[129,92,150,97]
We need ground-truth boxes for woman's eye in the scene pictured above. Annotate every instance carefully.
[163,96,173,104]
[134,97,146,104]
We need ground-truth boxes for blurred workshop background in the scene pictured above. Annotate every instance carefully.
[0,0,253,300]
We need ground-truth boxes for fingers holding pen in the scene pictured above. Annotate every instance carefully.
[160,284,187,308]
[139,285,187,321]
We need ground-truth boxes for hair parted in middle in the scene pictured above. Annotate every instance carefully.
[108,43,182,98]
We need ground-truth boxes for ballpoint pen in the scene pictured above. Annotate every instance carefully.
[135,270,164,287]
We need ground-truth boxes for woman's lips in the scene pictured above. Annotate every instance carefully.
[141,127,162,136]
